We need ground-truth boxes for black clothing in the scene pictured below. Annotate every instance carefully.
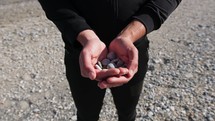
[38,0,181,48]
[64,39,149,121]
[38,0,181,120]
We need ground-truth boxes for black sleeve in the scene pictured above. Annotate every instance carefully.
[38,0,91,44]
[133,0,182,34]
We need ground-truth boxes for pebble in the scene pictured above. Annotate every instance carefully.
[97,52,125,69]
[148,65,155,71]
[107,63,115,69]
[185,73,194,78]
[163,58,171,64]
[169,106,175,111]
[97,61,102,68]
[152,58,162,64]
[102,59,111,66]
[95,64,102,70]
[71,116,77,120]
[181,110,186,115]
[0,99,11,109]
[19,101,29,110]
[116,59,124,67]
[166,108,170,112]
[148,111,154,118]
[22,73,32,81]
[207,116,214,121]
[33,108,40,113]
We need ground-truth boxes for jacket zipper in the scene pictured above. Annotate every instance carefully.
[111,0,118,19]
[115,0,119,19]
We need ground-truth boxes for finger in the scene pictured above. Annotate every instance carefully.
[118,67,129,76]
[79,51,96,80]
[95,68,120,81]
[106,76,129,84]
[97,81,108,89]
[98,81,124,89]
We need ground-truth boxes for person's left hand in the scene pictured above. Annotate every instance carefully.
[97,37,138,89]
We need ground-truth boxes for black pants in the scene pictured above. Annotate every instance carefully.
[64,39,149,121]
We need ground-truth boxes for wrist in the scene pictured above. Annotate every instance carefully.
[116,34,135,44]
[117,20,146,43]
[77,29,100,46]
[114,36,133,44]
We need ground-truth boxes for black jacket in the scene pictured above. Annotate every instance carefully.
[38,0,181,48]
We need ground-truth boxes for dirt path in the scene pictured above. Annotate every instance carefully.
[0,0,214,120]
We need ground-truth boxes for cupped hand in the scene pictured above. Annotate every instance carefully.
[78,30,108,80]
[78,30,124,81]
[79,39,107,80]
[98,37,138,89]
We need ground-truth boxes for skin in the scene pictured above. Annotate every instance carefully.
[77,20,146,89]
[77,30,122,80]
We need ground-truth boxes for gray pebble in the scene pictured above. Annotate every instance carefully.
[169,106,175,111]
[33,108,40,113]
[207,116,214,121]
[148,111,154,118]
[102,59,111,66]
[185,73,193,78]
[107,63,115,69]
[72,116,77,120]
[116,59,124,67]
[22,73,32,81]
[19,101,29,110]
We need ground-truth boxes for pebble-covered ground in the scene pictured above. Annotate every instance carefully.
[0,0,214,121]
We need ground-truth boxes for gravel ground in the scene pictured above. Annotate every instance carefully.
[0,0,214,121]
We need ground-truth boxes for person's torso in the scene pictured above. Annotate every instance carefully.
[72,0,148,43]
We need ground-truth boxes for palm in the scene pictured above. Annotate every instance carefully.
[97,38,138,89]
[85,41,107,63]
[109,39,132,66]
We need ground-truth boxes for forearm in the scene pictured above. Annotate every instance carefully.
[116,20,146,43]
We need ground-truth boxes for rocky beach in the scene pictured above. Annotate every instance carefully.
[0,0,214,120]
